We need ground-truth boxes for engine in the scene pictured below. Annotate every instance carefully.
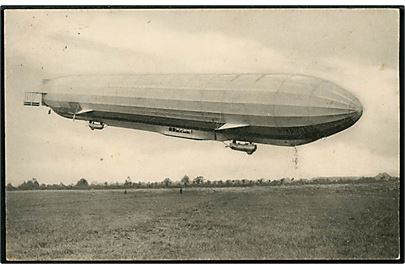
[88,121,105,130]
[228,140,257,155]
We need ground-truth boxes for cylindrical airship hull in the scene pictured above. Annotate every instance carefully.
[40,74,363,146]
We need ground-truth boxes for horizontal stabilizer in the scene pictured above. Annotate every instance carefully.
[76,109,94,115]
[216,123,249,131]
[24,92,43,106]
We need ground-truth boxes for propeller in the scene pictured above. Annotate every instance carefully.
[222,141,232,148]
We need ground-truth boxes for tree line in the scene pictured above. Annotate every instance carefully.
[6,173,398,191]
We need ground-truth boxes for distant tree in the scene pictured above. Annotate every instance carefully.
[163,178,172,187]
[33,178,40,187]
[233,180,241,186]
[76,178,89,189]
[6,183,17,191]
[110,181,121,189]
[193,176,204,185]
[19,181,27,190]
[375,172,392,181]
[46,183,59,190]
[294,179,304,185]
[181,175,190,187]
[272,180,278,186]
[19,178,40,190]
[124,176,132,188]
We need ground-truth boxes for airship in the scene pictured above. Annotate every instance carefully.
[24,73,363,155]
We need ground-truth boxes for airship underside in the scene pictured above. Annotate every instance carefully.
[24,74,363,154]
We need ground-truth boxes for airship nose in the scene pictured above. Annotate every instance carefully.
[348,95,363,124]
[299,78,363,137]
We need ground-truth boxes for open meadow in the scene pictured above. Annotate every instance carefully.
[5,181,400,261]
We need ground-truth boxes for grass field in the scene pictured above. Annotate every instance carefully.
[5,182,400,260]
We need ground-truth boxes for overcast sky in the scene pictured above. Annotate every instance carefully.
[5,8,400,185]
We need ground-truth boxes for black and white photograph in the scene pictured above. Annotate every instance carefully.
[2,6,402,261]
